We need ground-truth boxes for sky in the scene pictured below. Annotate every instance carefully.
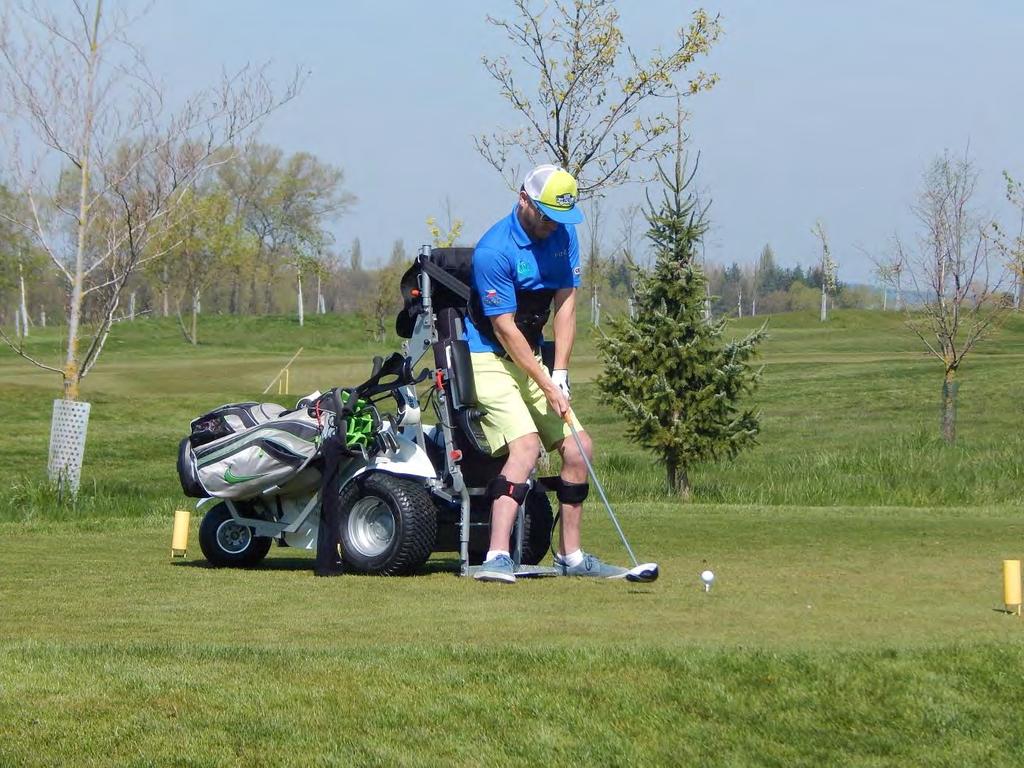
[126,1,1024,282]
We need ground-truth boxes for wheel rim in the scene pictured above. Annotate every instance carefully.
[347,496,396,557]
[215,518,252,554]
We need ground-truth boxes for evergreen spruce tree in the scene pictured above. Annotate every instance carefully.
[596,159,766,498]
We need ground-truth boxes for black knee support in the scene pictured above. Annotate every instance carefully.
[556,480,589,504]
[487,475,530,504]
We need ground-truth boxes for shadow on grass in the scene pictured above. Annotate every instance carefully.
[171,555,465,576]
[172,557,313,571]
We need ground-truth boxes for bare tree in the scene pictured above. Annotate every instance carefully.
[0,1,301,399]
[866,233,907,311]
[475,0,721,196]
[613,203,642,317]
[882,150,1012,444]
[583,197,604,325]
[811,220,837,322]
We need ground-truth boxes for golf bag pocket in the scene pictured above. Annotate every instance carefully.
[188,402,288,447]
[177,438,206,498]
[178,413,321,499]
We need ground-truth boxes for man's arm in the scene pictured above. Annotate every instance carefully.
[491,313,570,417]
[551,288,576,370]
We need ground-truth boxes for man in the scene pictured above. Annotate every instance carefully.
[465,163,628,583]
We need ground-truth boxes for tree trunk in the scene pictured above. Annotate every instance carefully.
[18,266,30,337]
[820,285,827,322]
[666,459,691,500]
[297,271,304,327]
[162,265,170,317]
[62,1,102,404]
[263,263,276,314]
[229,277,240,315]
[248,269,259,314]
[940,371,958,445]
[191,288,199,346]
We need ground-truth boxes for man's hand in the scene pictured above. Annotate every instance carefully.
[544,382,571,419]
[551,369,571,400]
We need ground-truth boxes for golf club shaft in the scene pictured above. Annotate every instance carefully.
[564,411,639,567]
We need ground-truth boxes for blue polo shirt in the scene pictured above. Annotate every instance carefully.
[464,207,581,353]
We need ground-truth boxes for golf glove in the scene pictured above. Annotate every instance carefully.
[551,369,571,400]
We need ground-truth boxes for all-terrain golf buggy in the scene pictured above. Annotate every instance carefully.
[176,246,556,577]
[177,246,658,581]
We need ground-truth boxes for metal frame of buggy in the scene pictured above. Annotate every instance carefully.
[399,245,559,578]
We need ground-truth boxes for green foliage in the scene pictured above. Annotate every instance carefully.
[426,215,464,247]
[150,189,252,344]
[213,144,355,315]
[0,182,48,315]
[597,160,765,496]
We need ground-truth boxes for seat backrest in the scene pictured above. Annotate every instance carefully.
[395,248,474,339]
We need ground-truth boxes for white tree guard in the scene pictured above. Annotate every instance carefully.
[48,399,91,496]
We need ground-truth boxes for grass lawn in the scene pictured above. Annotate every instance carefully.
[1,309,1023,766]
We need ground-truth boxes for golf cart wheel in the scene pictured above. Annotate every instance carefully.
[468,491,554,566]
[338,473,436,576]
[198,502,273,568]
[520,491,554,566]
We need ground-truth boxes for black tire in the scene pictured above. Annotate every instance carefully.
[338,473,436,575]
[520,491,554,566]
[198,502,273,568]
[468,491,554,566]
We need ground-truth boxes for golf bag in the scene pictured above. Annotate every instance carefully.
[176,401,324,500]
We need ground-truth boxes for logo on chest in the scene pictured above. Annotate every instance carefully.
[517,260,532,276]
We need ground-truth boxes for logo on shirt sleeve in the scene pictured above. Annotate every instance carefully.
[484,289,500,305]
[573,266,581,276]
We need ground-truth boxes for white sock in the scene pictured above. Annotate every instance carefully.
[559,548,584,566]
[486,550,510,562]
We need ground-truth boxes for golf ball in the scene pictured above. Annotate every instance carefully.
[700,569,715,583]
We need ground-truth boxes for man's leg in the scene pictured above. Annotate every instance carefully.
[554,429,592,556]
[487,432,543,553]
[552,428,629,578]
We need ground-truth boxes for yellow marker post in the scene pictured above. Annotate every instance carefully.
[171,509,190,558]
[1003,559,1021,615]
[264,347,303,396]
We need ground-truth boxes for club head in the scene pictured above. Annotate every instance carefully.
[624,562,659,583]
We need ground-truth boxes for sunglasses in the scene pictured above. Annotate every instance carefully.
[527,195,554,223]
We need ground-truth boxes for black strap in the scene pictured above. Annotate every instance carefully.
[314,434,345,576]
[422,260,470,302]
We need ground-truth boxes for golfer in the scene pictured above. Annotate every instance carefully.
[465,163,628,583]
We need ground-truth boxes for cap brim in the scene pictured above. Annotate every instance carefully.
[535,200,584,225]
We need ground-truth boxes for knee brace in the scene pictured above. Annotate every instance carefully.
[556,480,589,505]
[486,475,530,504]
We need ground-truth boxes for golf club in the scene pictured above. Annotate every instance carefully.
[563,411,659,583]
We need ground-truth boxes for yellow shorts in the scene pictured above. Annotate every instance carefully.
[470,351,584,455]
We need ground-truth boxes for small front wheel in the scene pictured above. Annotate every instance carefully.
[338,473,436,575]
[198,502,272,567]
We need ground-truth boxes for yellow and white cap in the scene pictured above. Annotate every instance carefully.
[523,164,584,224]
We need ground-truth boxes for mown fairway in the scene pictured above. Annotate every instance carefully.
[1,310,1023,766]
